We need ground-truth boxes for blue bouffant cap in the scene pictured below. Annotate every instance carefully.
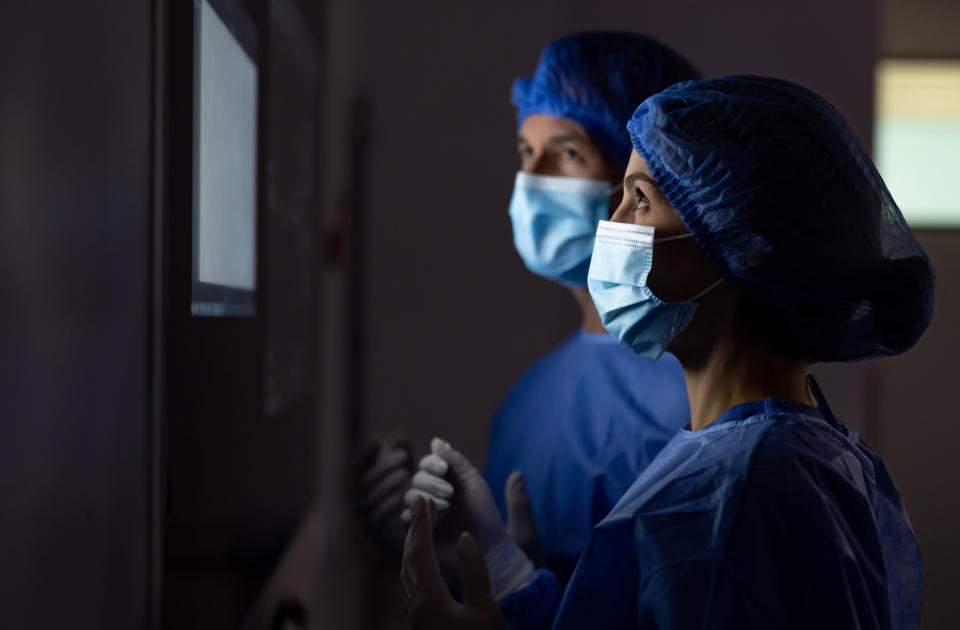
[628,75,935,361]
[511,32,701,167]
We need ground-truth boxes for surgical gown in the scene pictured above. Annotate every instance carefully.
[484,330,689,583]
[500,391,923,630]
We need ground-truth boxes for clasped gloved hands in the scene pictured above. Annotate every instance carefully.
[400,438,539,616]
[402,438,544,565]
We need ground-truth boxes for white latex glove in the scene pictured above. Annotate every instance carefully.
[401,438,501,548]
[401,444,453,519]
[402,438,535,599]
[355,439,413,557]
[503,470,544,568]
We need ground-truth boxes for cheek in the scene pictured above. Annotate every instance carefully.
[652,197,687,233]
[559,161,598,180]
[648,242,707,301]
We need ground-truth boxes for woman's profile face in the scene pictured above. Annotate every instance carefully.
[611,150,719,305]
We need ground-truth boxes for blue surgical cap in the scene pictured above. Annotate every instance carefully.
[511,32,701,167]
[628,76,935,362]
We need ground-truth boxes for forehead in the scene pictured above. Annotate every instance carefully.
[623,149,660,188]
[518,114,591,143]
[626,149,651,174]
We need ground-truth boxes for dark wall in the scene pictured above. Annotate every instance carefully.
[0,2,152,628]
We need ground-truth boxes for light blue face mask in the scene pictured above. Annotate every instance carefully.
[508,172,622,287]
[587,220,723,360]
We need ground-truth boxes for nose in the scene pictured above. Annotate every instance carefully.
[521,150,553,176]
[609,195,635,224]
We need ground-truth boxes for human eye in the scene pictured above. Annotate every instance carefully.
[634,186,650,209]
[562,147,581,161]
[517,144,533,161]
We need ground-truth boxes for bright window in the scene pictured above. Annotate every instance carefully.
[875,59,960,227]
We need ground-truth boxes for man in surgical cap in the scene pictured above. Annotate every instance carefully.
[358,32,701,584]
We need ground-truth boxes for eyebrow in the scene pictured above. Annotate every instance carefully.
[516,134,591,147]
[625,172,658,188]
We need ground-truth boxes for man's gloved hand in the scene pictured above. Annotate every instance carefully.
[402,438,536,600]
[355,438,413,558]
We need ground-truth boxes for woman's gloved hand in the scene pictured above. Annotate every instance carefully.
[355,438,413,558]
[402,438,536,600]
[402,438,505,551]
[401,496,508,630]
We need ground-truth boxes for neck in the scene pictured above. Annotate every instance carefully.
[570,287,606,334]
[681,338,812,431]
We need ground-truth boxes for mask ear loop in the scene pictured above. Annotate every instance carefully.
[607,182,624,196]
[689,277,724,302]
[653,233,694,244]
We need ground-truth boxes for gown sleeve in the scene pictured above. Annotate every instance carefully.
[498,568,565,630]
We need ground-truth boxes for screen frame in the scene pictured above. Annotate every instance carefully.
[160,0,274,625]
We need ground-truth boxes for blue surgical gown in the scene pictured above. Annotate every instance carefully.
[484,330,689,582]
[500,392,923,630]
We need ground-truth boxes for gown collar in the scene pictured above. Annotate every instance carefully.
[685,396,826,434]
[576,329,620,344]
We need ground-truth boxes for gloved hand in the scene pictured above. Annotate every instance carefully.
[401,496,508,630]
[402,438,535,600]
[401,438,505,550]
[355,438,413,558]
[503,470,544,568]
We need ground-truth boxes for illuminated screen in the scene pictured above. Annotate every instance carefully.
[875,59,960,227]
[192,0,258,316]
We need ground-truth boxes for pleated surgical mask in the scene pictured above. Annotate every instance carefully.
[587,220,722,360]
[508,172,622,287]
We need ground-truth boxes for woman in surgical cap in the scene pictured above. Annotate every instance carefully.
[400,76,933,630]
[359,31,700,582]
